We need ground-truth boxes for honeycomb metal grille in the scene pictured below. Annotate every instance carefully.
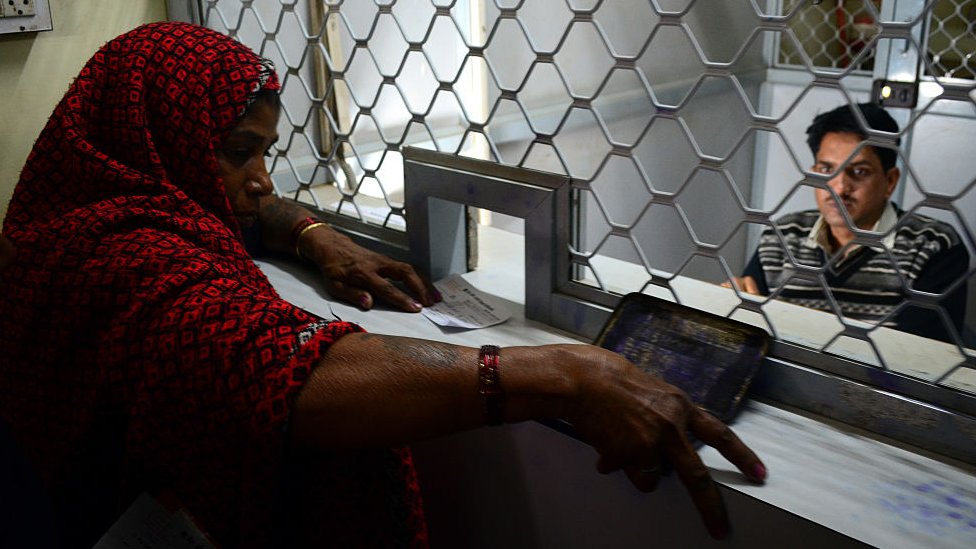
[926,0,976,79]
[200,0,976,396]
[776,0,880,72]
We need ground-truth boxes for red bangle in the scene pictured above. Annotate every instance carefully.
[290,216,325,258]
[478,345,504,425]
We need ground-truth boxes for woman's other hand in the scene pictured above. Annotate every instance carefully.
[299,226,439,313]
[561,345,766,540]
[256,196,439,312]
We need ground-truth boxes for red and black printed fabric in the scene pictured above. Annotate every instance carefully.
[0,22,427,548]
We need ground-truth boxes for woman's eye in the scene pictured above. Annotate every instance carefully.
[223,149,254,164]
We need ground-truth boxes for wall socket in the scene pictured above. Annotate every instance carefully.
[2,0,37,18]
[0,0,51,34]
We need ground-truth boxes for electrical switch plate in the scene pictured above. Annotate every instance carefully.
[3,0,36,18]
[0,0,50,34]
[872,79,919,109]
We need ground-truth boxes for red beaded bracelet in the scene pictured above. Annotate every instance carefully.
[478,345,504,425]
[290,216,327,258]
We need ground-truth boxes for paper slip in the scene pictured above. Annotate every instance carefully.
[422,274,510,329]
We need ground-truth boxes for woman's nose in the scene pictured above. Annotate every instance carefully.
[246,164,274,196]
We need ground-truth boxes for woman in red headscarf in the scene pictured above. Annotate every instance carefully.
[0,21,433,547]
[0,21,766,549]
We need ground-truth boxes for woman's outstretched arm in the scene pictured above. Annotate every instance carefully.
[291,334,766,539]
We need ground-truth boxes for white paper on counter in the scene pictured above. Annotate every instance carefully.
[422,274,511,329]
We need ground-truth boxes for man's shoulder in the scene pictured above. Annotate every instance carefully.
[769,210,820,234]
[894,211,963,247]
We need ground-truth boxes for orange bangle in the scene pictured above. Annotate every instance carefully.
[478,345,504,425]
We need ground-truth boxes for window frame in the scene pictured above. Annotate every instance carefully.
[168,0,976,465]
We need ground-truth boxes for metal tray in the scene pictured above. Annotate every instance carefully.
[594,293,770,423]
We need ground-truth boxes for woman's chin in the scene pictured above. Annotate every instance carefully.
[235,214,258,228]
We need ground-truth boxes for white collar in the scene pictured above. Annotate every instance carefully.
[804,202,898,253]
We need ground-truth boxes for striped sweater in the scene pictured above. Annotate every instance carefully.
[743,205,970,341]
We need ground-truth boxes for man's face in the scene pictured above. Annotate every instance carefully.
[217,100,280,228]
[812,131,899,234]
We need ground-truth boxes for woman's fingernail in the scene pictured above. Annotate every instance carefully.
[411,300,422,311]
[359,295,371,309]
[752,463,767,481]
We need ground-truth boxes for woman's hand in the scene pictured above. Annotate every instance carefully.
[302,228,439,313]
[255,196,439,312]
[562,345,766,539]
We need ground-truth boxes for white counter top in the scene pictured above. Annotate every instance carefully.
[255,226,976,548]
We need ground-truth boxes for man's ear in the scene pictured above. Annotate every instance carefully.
[884,166,900,198]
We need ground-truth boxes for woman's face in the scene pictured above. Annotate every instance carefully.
[217,99,280,228]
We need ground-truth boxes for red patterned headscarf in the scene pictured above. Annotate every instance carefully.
[0,22,425,548]
[7,21,280,240]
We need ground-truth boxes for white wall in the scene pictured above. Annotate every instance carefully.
[0,0,169,223]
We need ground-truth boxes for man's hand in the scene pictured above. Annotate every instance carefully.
[721,275,760,295]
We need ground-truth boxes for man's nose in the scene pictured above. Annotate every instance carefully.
[827,173,849,197]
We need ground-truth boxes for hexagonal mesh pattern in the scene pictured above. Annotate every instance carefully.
[200,0,976,395]
[776,0,879,72]
[926,0,976,79]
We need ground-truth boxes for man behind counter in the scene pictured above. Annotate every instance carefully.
[726,102,970,342]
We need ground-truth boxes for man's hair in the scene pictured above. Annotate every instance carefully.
[805,102,900,172]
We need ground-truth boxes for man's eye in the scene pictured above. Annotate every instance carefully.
[849,167,870,178]
[814,165,831,174]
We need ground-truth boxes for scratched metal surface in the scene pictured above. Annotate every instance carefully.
[595,293,769,423]
[699,400,976,549]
